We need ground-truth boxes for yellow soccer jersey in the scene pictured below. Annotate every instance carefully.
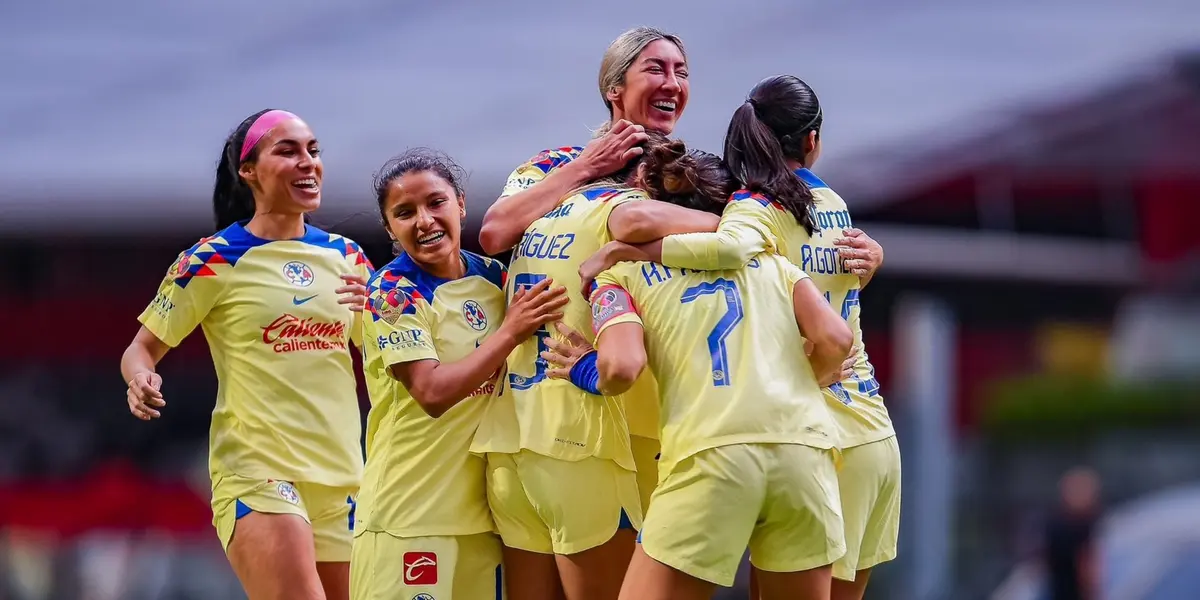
[659,169,895,447]
[497,146,661,443]
[590,254,837,478]
[471,186,652,470]
[499,146,584,198]
[138,222,374,487]
[354,250,507,538]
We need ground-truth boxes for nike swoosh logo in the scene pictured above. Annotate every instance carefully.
[292,294,318,305]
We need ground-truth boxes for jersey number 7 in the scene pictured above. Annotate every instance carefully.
[680,278,744,387]
[508,273,552,391]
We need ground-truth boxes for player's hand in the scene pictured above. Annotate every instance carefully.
[834,228,883,280]
[127,372,164,421]
[578,242,627,299]
[504,278,569,340]
[542,322,595,380]
[816,345,859,388]
[804,340,858,387]
[575,120,649,179]
[337,274,369,312]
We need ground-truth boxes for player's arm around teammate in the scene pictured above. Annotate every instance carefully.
[577,204,884,306]
[479,120,646,255]
[350,150,568,600]
[121,109,373,600]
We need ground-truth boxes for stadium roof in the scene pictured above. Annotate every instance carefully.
[838,51,1200,209]
[2,0,1199,234]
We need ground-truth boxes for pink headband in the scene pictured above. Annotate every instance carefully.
[239,110,299,161]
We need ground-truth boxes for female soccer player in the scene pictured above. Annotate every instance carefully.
[120,109,373,600]
[476,26,692,525]
[581,76,899,600]
[470,131,721,600]
[349,149,569,600]
[542,139,853,600]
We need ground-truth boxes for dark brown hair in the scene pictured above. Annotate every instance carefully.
[585,132,736,215]
[636,138,737,216]
[371,148,468,254]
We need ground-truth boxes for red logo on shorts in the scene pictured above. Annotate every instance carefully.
[402,552,437,585]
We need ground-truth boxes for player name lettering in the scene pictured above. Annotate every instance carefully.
[639,263,700,288]
[261,314,347,354]
[517,229,574,261]
[542,202,574,220]
[800,244,849,276]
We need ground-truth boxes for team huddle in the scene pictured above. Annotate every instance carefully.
[119,26,899,600]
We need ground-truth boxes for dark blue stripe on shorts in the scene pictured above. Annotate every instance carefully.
[234,499,253,520]
[619,509,636,530]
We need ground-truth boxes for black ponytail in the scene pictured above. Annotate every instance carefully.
[723,75,824,235]
[212,108,274,230]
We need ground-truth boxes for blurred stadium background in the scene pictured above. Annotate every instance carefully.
[2,1,1200,598]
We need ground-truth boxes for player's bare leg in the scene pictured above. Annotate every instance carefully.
[557,528,636,600]
[830,568,872,600]
[755,564,833,600]
[618,544,712,600]
[226,512,324,600]
[315,562,349,600]
[505,546,566,600]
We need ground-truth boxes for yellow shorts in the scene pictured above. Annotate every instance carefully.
[833,435,902,581]
[630,435,661,514]
[640,443,845,587]
[350,531,503,600]
[211,474,357,563]
[485,451,643,555]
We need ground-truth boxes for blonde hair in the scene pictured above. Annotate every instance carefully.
[594,26,687,136]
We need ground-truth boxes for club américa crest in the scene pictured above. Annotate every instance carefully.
[282,261,315,287]
[275,481,300,505]
[462,300,488,331]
